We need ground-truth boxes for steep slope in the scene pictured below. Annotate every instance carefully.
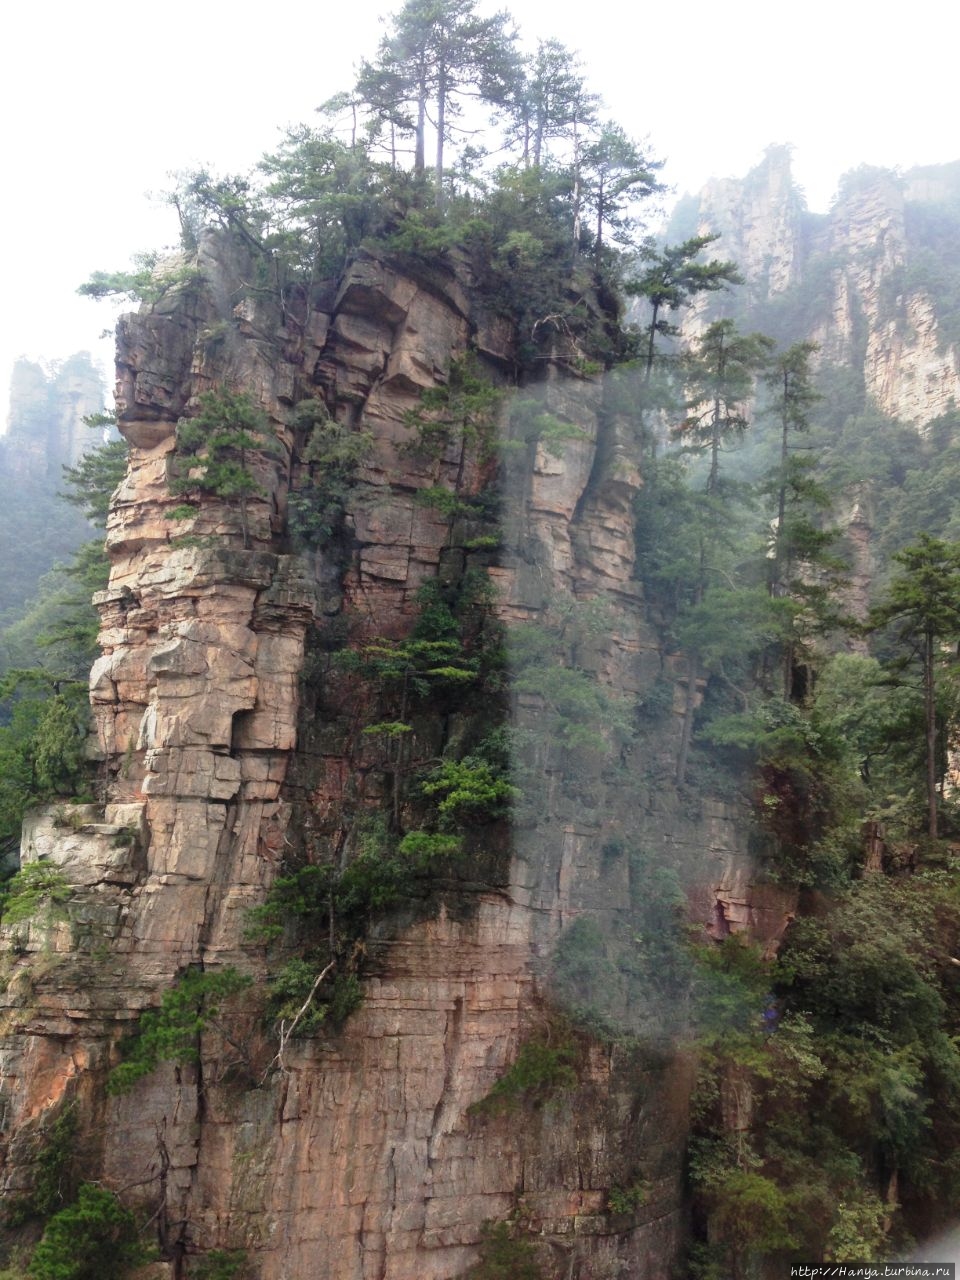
[0,233,787,1279]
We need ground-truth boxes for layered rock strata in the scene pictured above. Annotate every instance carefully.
[0,234,784,1279]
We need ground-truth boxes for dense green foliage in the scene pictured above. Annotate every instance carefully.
[287,400,372,548]
[465,1222,544,1280]
[684,866,960,1274]
[0,427,123,853]
[0,862,72,927]
[171,388,275,548]
[4,1104,78,1227]
[867,535,960,838]
[80,0,676,380]
[0,676,93,853]
[188,1251,249,1280]
[248,561,510,1043]
[28,1184,143,1280]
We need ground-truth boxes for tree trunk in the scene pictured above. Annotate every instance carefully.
[677,551,706,785]
[435,63,447,204]
[239,487,251,550]
[675,655,699,785]
[571,117,582,253]
[708,397,721,495]
[925,627,939,839]
[771,384,789,598]
[414,60,426,175]
[594,180,604,271]
[644,302,659,381]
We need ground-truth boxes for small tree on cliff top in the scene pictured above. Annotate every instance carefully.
[171,388,272,549]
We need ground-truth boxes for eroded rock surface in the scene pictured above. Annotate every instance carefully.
[0,235,769,1279]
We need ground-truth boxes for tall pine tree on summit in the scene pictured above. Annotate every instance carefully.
[355,0,516,199]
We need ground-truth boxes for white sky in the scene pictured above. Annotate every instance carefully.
[1,0,956,417]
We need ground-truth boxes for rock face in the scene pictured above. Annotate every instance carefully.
[690,153,960,432]
[693,144,805,305]
[0,235,786,1279]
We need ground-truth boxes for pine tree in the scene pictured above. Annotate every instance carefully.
[581,123,662,270]
[679,320,773,494]
[671,320,771,783]
[503,38,594,168]
[763,341,821,589]
[627,235,742,380]
[258,125,383,285]
[355,0,515,200]
[170,388,273,549]
[868,534,960,839]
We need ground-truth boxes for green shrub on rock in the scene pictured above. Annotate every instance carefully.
[29,1183,143,1280]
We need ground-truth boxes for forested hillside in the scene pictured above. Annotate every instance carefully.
[1,6,960,1279]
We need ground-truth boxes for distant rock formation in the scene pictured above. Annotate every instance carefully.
[4,352,104,475]
[684,149,960,431]
[0,353,105,618]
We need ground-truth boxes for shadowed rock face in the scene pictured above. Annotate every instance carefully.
[0,233,786,1279]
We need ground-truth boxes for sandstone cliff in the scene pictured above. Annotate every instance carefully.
[688,149,960,432]
[0,232,793,1280]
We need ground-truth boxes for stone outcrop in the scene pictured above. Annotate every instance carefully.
[0,232,785,1280]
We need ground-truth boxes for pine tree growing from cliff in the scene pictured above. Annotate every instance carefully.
[170,388,272,549]
[760,340,846,698]
[500,37,592,168]
[670,320,773,784]
[581,123,662,270]
[627,235,742,381]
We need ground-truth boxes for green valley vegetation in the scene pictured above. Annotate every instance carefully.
[620,246,960,1271]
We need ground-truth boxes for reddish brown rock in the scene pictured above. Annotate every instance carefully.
[0,237,763,1280]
